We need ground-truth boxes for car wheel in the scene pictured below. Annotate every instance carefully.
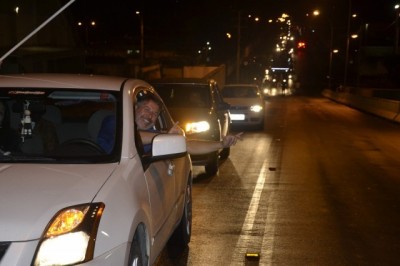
[128,224,148,266]
[205,152,219,175]
[168,175,192,247]
[219,147,230,160]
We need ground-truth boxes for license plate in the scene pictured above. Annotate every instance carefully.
[231,114,245,120]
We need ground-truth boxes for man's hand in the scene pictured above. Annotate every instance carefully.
[168,121,185,135]
[222,132,243,148]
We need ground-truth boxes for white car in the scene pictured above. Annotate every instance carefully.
[221,84,265,129]
[0,73,192,265]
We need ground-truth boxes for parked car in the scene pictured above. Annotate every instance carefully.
[221,84,265,129]
[0,73,192,265]
[150,78,231,176]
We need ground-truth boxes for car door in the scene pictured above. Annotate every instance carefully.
[133,88,177,247]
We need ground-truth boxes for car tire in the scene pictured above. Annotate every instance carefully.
[168,175,192,247]
[205,152,219,175]
[219,147,230,160]
[128,224,148,266]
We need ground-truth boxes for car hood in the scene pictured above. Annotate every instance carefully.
[223,98,262,107]
[0,163,117,241]
[167,107,213,123]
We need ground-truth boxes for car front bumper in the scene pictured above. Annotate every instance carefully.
[1,240,129,266]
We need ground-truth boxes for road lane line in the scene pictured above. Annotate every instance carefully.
[230,159,269,265]
[259,191,277,265]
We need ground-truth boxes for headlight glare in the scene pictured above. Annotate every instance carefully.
[35,232,89,265]
[250,105,263,112]
[185,121,210,134]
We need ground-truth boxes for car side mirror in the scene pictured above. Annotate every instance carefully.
[143,134,187,164]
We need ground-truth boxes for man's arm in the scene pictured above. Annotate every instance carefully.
[139,124,242,155]
[139,130,159,145]
[186,132,243,155]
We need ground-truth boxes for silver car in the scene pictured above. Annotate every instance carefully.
[222,84,265,129]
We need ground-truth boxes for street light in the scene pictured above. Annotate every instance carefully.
[77,20,96,46]
[135,11,144,65]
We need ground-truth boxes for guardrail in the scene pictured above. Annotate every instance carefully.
[322,89,400,124]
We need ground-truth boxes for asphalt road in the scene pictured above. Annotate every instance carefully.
[156,95,400,265]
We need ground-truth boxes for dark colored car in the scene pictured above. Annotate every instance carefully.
[151,78,231,175]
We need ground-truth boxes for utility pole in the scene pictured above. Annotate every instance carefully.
[136,11,144,65]
[236,10,241,83]
[395,4,400,54]
[328,22,334,89]
[343,0,352,88]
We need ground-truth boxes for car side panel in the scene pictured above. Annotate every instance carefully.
[144,159,176,252]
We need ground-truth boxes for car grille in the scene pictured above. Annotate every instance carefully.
[230,106,248,110]
[0,242,11,261]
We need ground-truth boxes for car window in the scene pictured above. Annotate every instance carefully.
[0,88,119,162]
[154,84,211,108]
[222,86,259,98]
[133,88,174,157]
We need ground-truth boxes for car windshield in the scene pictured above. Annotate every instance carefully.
[222,86,259,98]
[0,88,119,163]
[154,84,211,108]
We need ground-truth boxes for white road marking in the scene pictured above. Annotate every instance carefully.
[259,191,277,266]
[230,160,269,265]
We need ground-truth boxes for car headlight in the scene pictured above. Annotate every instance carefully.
[250,105,263,113]
[185,121,210,134]
[33,203,105,266]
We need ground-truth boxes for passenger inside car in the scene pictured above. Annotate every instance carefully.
[96,114,116,154]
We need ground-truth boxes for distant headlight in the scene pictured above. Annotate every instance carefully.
[250,105,263,112]
[185,121,210,134]
[33,203,104,266]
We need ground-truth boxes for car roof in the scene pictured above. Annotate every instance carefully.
[149,77,215,86]
[0,73,132,91]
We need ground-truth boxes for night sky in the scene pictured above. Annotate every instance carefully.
[66,0,395,54]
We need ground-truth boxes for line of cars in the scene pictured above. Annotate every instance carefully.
[150,79,265,176]
[150,79,266,174]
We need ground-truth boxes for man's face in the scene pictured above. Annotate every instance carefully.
[135,99,160,130]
